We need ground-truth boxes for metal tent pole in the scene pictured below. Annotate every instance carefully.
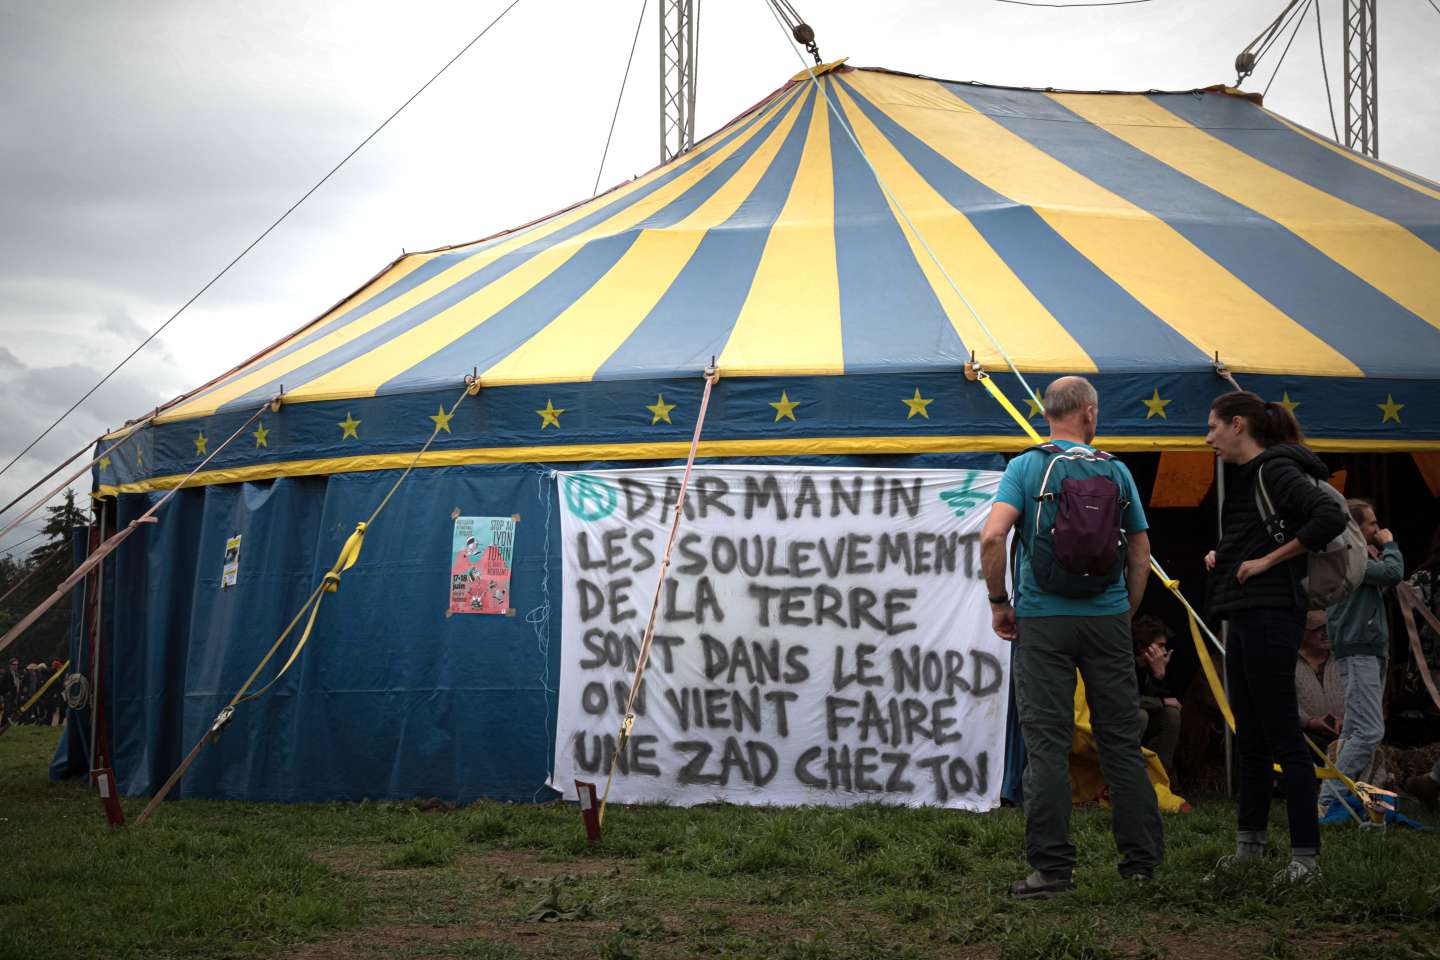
[88,499,105,775]
[1217,456,1233,798]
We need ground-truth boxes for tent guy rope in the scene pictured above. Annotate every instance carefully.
[0,421,151,546]
[0,402,270,658]
[593,0,650,197]
[598,365,720,828]
[1,434,94,517]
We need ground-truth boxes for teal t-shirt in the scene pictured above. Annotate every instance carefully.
[995,441,1148,618]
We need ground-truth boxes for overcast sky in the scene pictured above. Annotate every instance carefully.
[2,0,1437,553]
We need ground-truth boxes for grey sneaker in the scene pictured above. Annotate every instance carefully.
[1008,870,1075,900]
[1272,859,1321,887]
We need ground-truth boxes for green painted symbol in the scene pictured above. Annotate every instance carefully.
[938,471,993,520]
[563,474,618,521]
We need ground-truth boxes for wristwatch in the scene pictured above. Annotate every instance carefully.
[988,593,1010,605]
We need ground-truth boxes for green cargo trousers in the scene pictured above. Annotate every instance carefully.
[1014,613,1164,878]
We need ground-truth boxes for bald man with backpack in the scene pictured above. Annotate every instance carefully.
[981,376,1162,899]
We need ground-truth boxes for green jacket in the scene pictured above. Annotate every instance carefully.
[1327,542,1404,659]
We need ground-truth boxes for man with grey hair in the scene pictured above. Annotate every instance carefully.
[1041,376,1098,420]
[981,376,1162,898]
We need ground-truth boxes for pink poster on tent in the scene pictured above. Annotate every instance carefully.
[448,516,516,615]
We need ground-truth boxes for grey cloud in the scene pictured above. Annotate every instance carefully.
[100,306,149,342]
[0,351,178,514]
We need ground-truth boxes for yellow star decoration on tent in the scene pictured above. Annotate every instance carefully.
[1378,394,1404,424]
[1142,388,1171,420]
[98,455,111,472]
[429,406,454,434]
[338,412,361,440]
[194,432,208,456]
[536,399,564,430]
[646,394,676,425]
[770,391,799,423]
[253,423,269,448]
[902,388,933,420]
[1277,392,1299,416]
[1024,396,1044,420]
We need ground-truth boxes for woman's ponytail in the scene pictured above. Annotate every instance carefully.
[1211,390,1307,448]
[1261,401,1304,446]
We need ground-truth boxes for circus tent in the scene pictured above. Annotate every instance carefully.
[56,62,1440,803]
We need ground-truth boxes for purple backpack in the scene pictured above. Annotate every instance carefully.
[1026,443,1129,598]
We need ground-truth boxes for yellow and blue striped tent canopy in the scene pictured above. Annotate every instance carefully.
[101,63,1440,494]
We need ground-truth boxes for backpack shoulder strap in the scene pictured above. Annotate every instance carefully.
[1022,444,1065,506]
[1252,462,1289,544]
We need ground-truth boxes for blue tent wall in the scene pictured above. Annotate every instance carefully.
[55,452,1002,804]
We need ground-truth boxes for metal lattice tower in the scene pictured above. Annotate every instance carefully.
[659,0,697,164]
[1342,0,1378,157]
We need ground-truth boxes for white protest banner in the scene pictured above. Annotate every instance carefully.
[550,465,1009,811]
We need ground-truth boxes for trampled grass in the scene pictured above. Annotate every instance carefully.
[2,725,1438,959]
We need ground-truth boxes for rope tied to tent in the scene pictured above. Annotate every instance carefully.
[598,365,720,827]
[0,402,271,659]
[134,382,473,826]
[0,418,153,546]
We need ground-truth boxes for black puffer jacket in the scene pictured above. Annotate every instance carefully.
[1208,444,1348,616]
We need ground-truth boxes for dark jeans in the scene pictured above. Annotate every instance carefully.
[1014,614,1164,878]
[1139,703,1182,785]
[1226,607,1320,855]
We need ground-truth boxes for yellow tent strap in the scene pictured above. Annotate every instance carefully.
[975,370,1373,805]
[239,522,368,705]
[1180,602,1236,731]
[13,659,70,717]
[978,374,1043,445]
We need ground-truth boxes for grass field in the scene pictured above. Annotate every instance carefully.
[2,725,1438,960]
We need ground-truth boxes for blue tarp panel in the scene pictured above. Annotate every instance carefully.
[54,453,1002,804]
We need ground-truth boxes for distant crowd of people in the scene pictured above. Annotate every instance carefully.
[981,377,1440,899]
[1,656,65,730]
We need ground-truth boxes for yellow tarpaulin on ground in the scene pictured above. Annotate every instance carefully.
[1071,675,1188,813]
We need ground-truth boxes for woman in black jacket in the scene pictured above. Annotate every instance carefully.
[1203,391,1347,884]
